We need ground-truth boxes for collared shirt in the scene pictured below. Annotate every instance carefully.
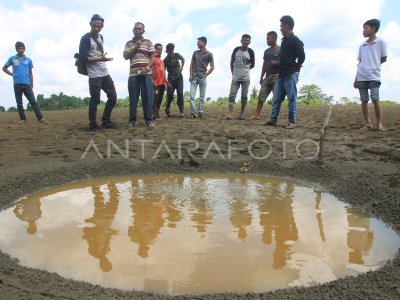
[124,38,156,77]
[163,53,185,81]
[191,49,214,78]
[279,33,305,78]
[4,55,33,85]
[152,56,166,86]
[357,37,387,81]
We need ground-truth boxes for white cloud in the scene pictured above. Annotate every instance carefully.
[205,23,230,38]
[0,0,399,111]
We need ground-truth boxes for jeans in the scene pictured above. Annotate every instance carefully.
[189,76,207,116]
[356,81,381,103]
[153,84,165,117]
[14,84,43,121]
[166,75,184,113]
[270,72,299,124]
[228,80,250,106]
[128,74,153,124]
[88,75,117,125]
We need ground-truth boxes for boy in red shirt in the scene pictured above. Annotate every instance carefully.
[152,43,167,120]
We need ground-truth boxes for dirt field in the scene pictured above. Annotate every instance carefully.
[0,104,399,299]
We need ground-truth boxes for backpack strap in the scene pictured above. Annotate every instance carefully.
[91,34,104,55]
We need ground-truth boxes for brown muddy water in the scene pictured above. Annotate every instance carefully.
[0,173,399,296]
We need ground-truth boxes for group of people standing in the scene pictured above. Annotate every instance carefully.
[2,15,388,132]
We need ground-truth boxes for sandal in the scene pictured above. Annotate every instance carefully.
[360,124,372,130]
[285,123,296,129]
[377,126,388,131]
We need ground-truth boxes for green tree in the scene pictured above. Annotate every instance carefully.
[250,86,258,100]
[298,84,333,105]
[0,106,5,112]
[7,106,18,112]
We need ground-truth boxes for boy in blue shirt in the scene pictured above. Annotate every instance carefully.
[3,41,46,124]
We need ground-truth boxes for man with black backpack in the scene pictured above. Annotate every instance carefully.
[78,14,117,131]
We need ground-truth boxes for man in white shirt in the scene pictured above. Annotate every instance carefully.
[354,19,388,131]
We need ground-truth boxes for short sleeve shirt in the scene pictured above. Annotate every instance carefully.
[4,55,33,85]
[87,36,109,79]
[124,38,156,77]
[164,53,185,81]
[357,37,387,81]
[232,49,251,81]
[152,56,166,86]
[263,46,281,75]
[191,50,213,78]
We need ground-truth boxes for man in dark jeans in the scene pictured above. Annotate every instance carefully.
[3,41,46,124]
[79,14,117,131]
[265,15,305,129]
[163,43,185,117]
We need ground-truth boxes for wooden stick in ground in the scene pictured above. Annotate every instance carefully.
[319,105,333,162]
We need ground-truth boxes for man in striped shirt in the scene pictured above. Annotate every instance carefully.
[123,22,157,127]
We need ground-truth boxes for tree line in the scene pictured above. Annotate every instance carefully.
[0,84,397,112]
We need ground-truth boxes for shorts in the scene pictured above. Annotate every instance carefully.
[356,80,381,103]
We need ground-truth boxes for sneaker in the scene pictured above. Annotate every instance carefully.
[127,121,136,127]
[239,115,246,120]
[39,118,48,123]
[263,120,277,126]
[165,109,171,117]
[146,122,155,127]
[18,119,27,124]
[154,116,163,121]
[178,112,185,118]
[190,113,197,119]
[198,112,204,118]
[102,121,117,129]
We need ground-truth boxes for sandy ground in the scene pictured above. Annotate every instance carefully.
[0,104,399,299]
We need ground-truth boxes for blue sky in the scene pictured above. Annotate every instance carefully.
[1,0,399,109]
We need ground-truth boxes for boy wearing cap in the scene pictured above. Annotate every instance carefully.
[163,43,185,117]
[3,41,46,124]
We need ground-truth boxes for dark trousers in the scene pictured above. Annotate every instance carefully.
[128,74,153,124]
[88,75,117,126]
[14,84,43,121]
[153,84,165,117]
[166,75,184,113]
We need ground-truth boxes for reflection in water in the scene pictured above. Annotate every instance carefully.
[13,196,42,235]
[82,183,119,271]
[258,181,298,269]
[315,192,326,242]
[229,199,252,240]
[0,174,399,295]
[347,208,374,264]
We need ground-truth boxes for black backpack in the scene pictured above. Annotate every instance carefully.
[74,34,104,76]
